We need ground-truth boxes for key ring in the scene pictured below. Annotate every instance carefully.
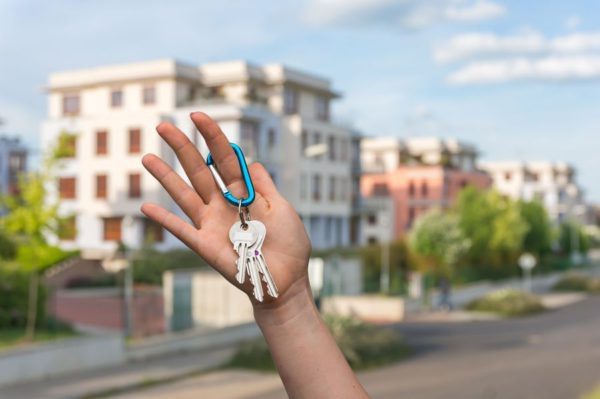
[237,199,251,229]
[206,143,256,207]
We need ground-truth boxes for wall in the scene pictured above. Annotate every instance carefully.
[0,334,124,387]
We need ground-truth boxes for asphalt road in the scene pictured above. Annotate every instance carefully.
[111,296,600,399]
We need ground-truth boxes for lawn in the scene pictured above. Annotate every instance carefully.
[0,328,78,350]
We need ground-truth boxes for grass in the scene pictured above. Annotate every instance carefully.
[227,315,410,372]
[553,273,600,294]
[582,384,600,399]
[466,289,546,317]
[0,328,78,350]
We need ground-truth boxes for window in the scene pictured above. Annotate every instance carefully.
[62,94,80,116]
[284,87,298,114]
[340,139,348,161]
[142,86,156,105]
[128,173,141,198]
[408,207,416,227]
[367,214,377,225]
[96,174,107,199]
[329,176,336,201]
[58,216,77,241]
[316,96,329,121]
[421,181,429,197]
[367,236,378,245]
[111,89,123,107]
[96,130,108,155]
[328,136,336,161]
[240,121,259,159]
[128,128,141,154]
[59,177,76,199]
[373,182,389,196]
[300,173,307,199]
[267,128,277,148]
[103,217,122,241]
[314,132,322,159]
[312,174,321,201]
[301,130,308,156]
[504,172,512,180]
[144,218,163,243]
[408,181,415,197]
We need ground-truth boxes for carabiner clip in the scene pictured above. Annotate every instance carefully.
[206,143,255,207]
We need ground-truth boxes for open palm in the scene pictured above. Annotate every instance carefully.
[141,112,311,304]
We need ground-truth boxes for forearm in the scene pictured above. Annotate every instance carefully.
[254,277,369,399]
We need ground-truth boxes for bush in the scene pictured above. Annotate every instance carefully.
[582,384,600,399]
[553,273,600,294]
[133,247,208,285]
[228,315,408,371]
[466,289,545,317]
[0,264,46,328]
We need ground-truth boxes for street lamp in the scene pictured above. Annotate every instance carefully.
[380,208,392,295]
[102,216,135,337]
[518,253,537,293]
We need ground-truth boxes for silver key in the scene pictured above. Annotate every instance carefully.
[229,222,257,284]
[248,220,279,299]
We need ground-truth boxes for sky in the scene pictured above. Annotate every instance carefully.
[1,0,599,201]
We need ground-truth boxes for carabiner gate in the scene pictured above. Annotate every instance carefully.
[206,143,255,207]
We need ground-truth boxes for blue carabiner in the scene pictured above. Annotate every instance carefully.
[206,143,255,207]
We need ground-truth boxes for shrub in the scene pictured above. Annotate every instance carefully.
[228,316,408,371]
[0,264,46,328]
[553,273,600,294]
[133,247,208,285]
[466,289,545,317]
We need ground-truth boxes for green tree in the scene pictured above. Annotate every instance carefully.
[559,220,590,255]
[0,139,73,339]
[457,188,528,268]
[519,200,553,256]
[409,208,470,278]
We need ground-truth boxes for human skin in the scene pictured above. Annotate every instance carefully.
[141,112,370,399]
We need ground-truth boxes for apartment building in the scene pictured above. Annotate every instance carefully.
[0,136,27,197]
[480,161,590,225]
[42,59,353,257]
[360,137,491,243]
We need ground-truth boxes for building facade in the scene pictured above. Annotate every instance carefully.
[480,161,590,225]
[0,136,27,197]
[42,59,354,257]
[360,137,491,243]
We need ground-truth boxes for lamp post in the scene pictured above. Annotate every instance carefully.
[380,208,391,294]
[102,216,135,337]
[518,253,536,293]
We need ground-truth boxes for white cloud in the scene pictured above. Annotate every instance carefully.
[445,0,506,22]
[565,15,581,31]
[303,0,506,29]
[447,55,600,84]
[434,30,600,63]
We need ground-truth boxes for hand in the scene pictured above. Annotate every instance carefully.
[141,112,312,307]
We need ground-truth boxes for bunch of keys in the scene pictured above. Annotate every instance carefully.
[207,143,279,302]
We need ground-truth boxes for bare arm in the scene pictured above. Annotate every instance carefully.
[141,112,369,399]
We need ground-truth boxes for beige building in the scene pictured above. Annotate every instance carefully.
[480,161,590,224]
[42,59,355,257]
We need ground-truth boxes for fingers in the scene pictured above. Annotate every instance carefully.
[248,163,280,201]
[142,154,204,227]
[190,112,245,195]
[156,122,218,204]
[141,203,198,250]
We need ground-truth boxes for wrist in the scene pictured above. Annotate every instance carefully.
[253,276,318,328]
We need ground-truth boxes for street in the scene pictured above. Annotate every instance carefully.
[107,296,600,399]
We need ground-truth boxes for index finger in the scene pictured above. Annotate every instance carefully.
[190,112,243,188]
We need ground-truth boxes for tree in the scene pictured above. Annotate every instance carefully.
[559,220,590,255]
[519,200,553,256]
[456,187,528,268]
[0,138,73,339]
[409,208,470,278]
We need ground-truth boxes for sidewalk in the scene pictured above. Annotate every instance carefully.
[0,346,234,399]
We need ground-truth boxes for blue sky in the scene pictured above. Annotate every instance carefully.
[1,0,599,201]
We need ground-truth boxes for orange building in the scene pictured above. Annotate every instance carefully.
[360,137,491,242]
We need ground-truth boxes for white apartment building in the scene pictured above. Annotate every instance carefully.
[42,59,354,257]
[480,161,589,225]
